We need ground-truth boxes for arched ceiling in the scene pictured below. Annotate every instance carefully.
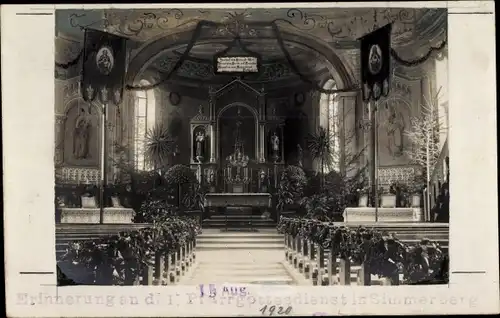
[147,39,331,85]
[56,8,446,89]
[60,8,445,46]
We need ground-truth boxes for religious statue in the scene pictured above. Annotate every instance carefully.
[270,131,280,162]
[195,130,205,162]
[271,132,280,153]
[259,169,267,182]
[386,109,404,157]
[73,107,92,159]
[208,170,215,184]
[297,144,303,167]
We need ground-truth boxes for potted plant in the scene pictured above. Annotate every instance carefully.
[164,164,198,209]
[380,185,396,208]
[276,165,307,214]
[144,122,176,174]
[408,174,426,208]
[307,127,335,188]
[356,185,370,207]
[301,193,340,221]
[389,181,410,207]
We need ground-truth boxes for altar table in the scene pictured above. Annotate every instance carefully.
[204,193,272,231]
[204,193,272,208]
[343,207,423,223]
[60,207,135,224]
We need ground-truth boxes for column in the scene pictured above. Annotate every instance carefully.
[209,123,216,163]
[54,114,66,166]
[259,123,265,163]
[279,123,285,164]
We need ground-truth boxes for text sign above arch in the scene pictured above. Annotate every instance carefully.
[215,56,260,74]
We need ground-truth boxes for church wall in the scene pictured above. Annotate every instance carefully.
[55,33,121,183]
[156,88,206,165]
[375,72,423,168]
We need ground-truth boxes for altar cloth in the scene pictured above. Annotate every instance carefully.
[60,207,135,224]
[205,193,272,207]
[343,207,423,223]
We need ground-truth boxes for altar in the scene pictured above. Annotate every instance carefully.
[343,207,423,223]
[60,207,135,224]
[189,78,286,203]
[204,193,272,208]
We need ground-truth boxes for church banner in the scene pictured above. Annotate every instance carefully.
[81,28,128,105]
[359,24,392,102]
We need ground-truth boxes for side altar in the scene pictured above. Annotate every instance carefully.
[54,181,135,224]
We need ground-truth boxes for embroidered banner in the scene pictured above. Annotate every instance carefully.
[81,29,128,105]
[359,24,392,102]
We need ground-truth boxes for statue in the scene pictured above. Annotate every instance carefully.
[259,169,268,192]
[73,107,92,159]
[386,109,404,157]
[297,144,303,167]
[259,169,267,182]
[271,132,280,153]
[195,130,205,161]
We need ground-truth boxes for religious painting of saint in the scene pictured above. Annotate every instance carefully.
[95,46,114,75]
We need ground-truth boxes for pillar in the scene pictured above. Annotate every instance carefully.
[337,91,359,177]
[210,123,216,163]
[259,123,265,163]
[54,114,66,166]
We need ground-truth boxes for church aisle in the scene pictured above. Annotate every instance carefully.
[179,246,304,285]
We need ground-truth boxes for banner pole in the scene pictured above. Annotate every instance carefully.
[99,102,108,224]
[368,101,378,221]
[374,102,379,222]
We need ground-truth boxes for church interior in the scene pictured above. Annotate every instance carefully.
[55,8,450,286]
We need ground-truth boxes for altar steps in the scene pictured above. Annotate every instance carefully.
[202,215,276,229]
[196,230,284,251]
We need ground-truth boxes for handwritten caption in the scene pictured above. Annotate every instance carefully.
[216,56,259,73]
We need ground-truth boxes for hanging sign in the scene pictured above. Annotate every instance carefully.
[215,56,260,74]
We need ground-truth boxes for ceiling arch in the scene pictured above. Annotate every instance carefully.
[125,25,356,91]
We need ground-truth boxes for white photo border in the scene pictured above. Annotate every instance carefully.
[2,2,498,317]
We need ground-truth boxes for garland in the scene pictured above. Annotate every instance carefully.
[277,217,448,284]
[59,216,200,285]
[55,20,446,93]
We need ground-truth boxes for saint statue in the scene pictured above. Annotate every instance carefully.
[386,109,404,157]
[271,132,280,153]
[73,107,92,159]
[195,130,205,160]
[297,144,303,167]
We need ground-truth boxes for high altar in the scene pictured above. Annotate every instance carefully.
[189,78,284,211]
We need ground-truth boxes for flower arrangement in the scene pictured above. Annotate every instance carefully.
[164,164,197,185]
[277,217,448,284]
[276,165,308,211]
[59,216,200,285]
[138,199,179,223]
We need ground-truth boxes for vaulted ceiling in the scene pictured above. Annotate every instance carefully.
[56,8,446,90]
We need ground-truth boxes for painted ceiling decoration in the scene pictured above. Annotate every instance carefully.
[56,8,447,92]
[65,8,445,47]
